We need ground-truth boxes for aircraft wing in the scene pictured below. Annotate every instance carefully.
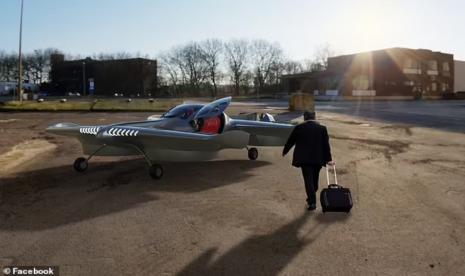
[228,119,294,146]
[229,119,294,136]
[98,126,248,152]
[47,122,249,157]
[47,122,115,155]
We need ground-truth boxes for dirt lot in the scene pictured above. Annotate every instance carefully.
[0,108,464,275]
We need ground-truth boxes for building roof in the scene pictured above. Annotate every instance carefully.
[54,56,156,66]
[329,47,453,60]
[281,70,341,79]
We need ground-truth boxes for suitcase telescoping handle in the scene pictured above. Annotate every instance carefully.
[325,164,338,186]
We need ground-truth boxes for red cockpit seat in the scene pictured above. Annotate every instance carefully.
[201,116,221,134]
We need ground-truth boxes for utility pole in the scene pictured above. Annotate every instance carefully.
[82,61,86,96]
[18,0,24,102]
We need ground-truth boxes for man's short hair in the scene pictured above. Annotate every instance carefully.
[303,111,316,120]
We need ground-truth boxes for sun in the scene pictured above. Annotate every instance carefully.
[341,1,398,50]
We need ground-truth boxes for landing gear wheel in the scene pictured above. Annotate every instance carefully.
[149,164,163,180]
[73,157,88,172]
[248,147,258,160]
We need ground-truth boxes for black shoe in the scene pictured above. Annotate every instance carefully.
[307,203,317,211]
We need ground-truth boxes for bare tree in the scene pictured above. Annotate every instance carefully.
[249,40,284,97]
[180,42,208,96]
[22,54,33,83]
[0,52,19,82]
[159,39,334,96]
[25,49,49,83]
[224,39,249,95]
[301,58,313,72]
[44,48,62,80]
[312,43,335,71]
[116,51,133,59]
[0,48,61,87]
[33,50,48,83]
[159,52,182,96]
[282,60,304,75]
[200,39,223,97]
[0,51,6,81]
[171,47,188,87]
[267,59,304,87]
[268,60,284,86]
[241,70,254,95]
[159,43,208,96]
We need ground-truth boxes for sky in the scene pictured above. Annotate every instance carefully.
[1,0,465,60]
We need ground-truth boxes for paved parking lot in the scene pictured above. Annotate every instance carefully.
[315,100,465,133]
[260,99,465,133]
[0,103,464,275]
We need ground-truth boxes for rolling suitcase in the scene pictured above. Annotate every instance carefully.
[320,164,353,213]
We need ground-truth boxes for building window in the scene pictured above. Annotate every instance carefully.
[404,58,420,69]
[443,62,450,71]
[352,75,371,90]
[441,83,449,92]
[426,60,439,75]
[325,77,340,90]
[404,80,414,86]
[442,62,451,77]
[427,60,438,71]
[403,58,421,74]
[431,82,437,91]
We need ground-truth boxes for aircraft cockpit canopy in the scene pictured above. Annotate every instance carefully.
[162,104,203,119]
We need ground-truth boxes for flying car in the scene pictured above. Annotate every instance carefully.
[46,97,295,179]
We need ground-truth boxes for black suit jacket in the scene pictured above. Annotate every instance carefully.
[282,120,332,167]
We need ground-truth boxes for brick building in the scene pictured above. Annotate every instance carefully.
[50,54,157,96]
[282,47,454,98]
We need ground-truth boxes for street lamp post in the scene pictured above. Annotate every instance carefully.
[82,62,86,96]
[18,0,24,102]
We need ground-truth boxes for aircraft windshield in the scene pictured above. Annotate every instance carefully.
[162,104,203,119]
[195,99,230,118]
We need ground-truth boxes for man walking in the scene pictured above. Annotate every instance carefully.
[282,111,334,211]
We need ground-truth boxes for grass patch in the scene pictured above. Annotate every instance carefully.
[0,100,93,111]
[92,99,180,111]
[0,99,182,112]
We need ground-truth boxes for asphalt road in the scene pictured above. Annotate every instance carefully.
[259,99,465,133]
[316,100,465,133]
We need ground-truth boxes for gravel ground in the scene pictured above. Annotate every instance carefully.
[0,108,464,275]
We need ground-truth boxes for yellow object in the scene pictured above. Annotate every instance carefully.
[289,93,315,111]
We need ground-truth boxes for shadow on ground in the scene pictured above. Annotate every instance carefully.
[177,211,350,276]
[0,158,270,231]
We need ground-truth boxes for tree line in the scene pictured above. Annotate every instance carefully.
[0,40,334,96]
[0,48,62,85]
[0,49,150,85]
[158,39,334,97]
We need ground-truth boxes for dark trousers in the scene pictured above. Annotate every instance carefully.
[301,166,322,205]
